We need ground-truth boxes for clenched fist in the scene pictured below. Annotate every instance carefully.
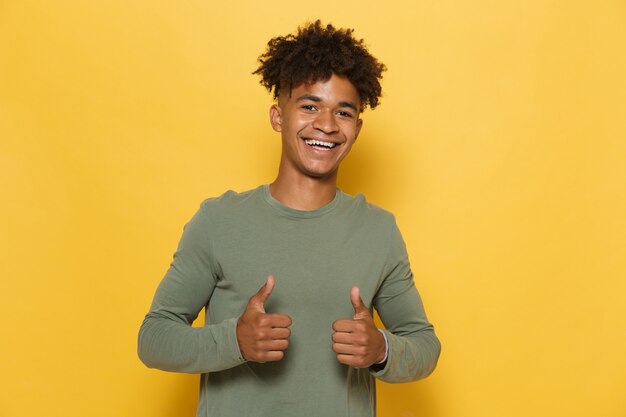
[236,275,292,363]
[331,287,386,368]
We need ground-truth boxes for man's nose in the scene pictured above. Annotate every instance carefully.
[312,110,339,134]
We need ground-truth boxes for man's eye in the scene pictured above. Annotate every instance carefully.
[337,111,353,118]
[302,105,316,111]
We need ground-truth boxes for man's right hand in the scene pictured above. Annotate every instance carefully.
[236,275,292,363]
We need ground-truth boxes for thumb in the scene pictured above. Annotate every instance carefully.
[250,275,275,311]
[350,286,369,319]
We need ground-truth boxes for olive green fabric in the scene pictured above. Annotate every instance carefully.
[138,185,440,417]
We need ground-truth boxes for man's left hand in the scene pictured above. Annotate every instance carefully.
[331,286,386,368]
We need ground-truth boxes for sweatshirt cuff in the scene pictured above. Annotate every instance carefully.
[226,317,246,363]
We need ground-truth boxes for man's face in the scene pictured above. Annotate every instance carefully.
[270,74,363,181]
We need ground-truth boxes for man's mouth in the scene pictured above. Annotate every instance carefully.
[304,139,338,150]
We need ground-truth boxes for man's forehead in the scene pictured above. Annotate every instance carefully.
[278,75,361,108]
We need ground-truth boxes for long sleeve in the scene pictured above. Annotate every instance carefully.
[371,218,441,383]
[137,202,245,373]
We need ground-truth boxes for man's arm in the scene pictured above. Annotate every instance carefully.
[137,202,245,374]
[330,216,440,381]
[370,217,441,383]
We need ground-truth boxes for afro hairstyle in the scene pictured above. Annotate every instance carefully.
[253,20,386,111]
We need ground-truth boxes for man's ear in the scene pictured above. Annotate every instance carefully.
[354,118,363,142]
[269,104,282,132]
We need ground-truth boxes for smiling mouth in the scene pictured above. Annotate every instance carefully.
[304,139,338,150]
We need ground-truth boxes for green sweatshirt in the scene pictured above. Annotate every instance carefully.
[138,185,440,417]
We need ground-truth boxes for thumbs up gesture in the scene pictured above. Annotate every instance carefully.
[236,275,292,363]
[331,287,386,368]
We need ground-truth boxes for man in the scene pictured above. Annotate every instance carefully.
[138,20,440,417]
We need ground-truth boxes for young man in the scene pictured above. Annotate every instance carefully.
[138,21,440,417]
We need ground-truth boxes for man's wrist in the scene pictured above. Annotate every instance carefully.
[375,329,389,365]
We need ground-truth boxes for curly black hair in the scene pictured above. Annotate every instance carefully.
[253,20,387,111]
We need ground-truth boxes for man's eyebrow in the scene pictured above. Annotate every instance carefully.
[296,94,322,103]
[338,101,358,112]
[296,95,358,112]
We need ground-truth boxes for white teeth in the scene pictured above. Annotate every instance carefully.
[304,139,337,149]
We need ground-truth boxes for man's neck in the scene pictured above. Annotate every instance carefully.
[269,175,338,211]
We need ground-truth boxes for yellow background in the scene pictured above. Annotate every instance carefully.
[1,1,625,416]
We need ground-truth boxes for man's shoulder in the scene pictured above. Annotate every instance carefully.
[339,190,397,225]
[197,186,263,213]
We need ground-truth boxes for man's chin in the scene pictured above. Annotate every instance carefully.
[303,167,339,181]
